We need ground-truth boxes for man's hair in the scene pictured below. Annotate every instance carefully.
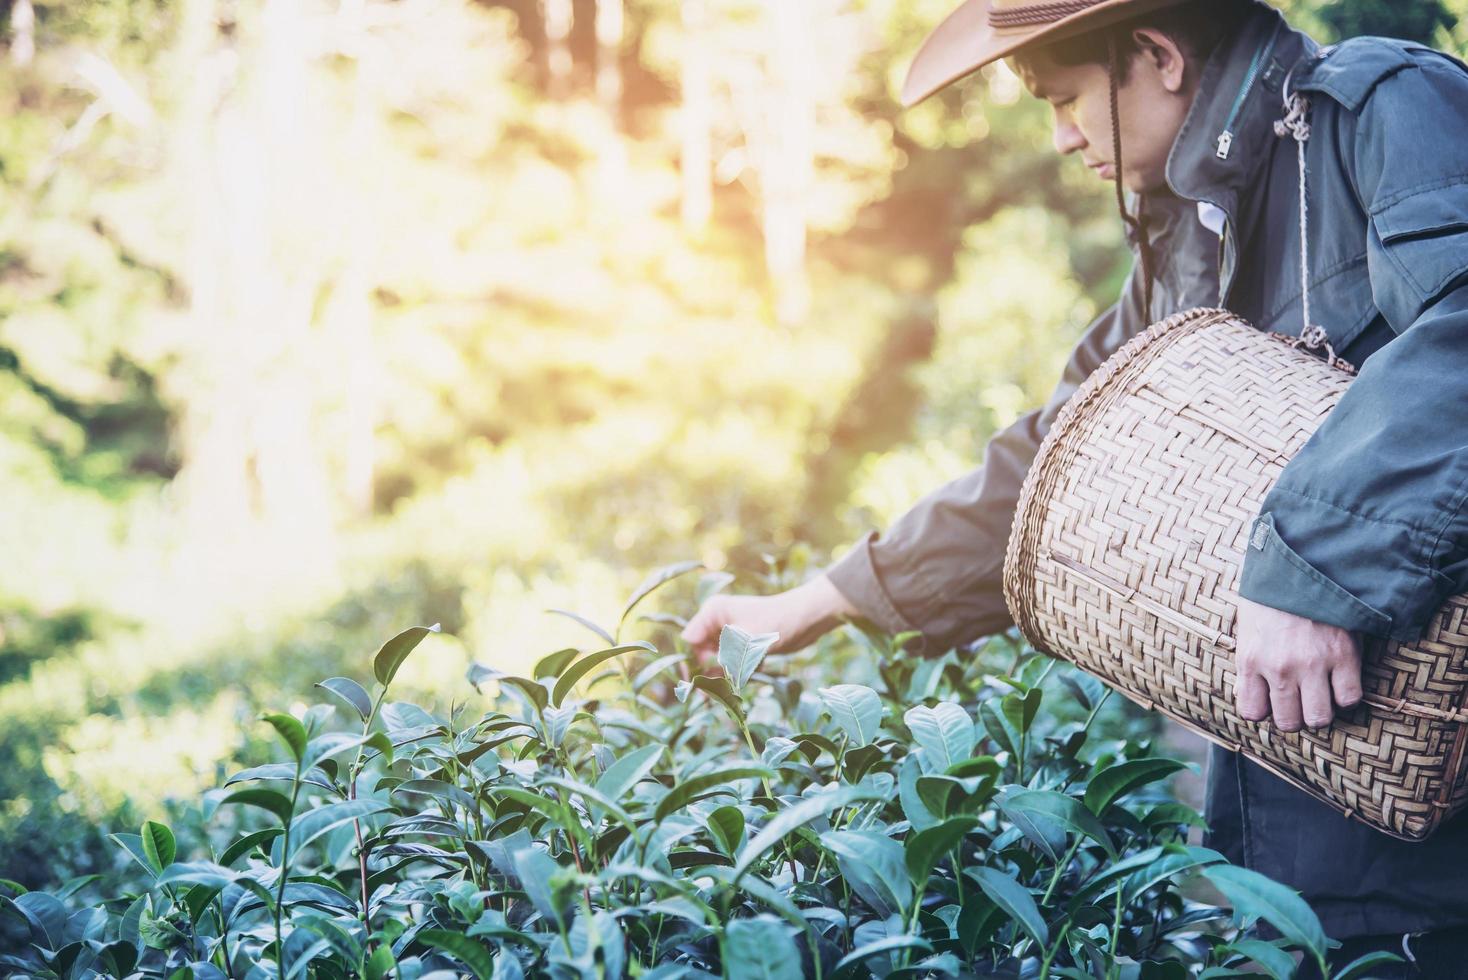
[1016,0,1263,82]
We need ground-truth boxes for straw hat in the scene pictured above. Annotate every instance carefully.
[902,0,1199,106]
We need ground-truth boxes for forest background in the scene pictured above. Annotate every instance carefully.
[2,0,1464,890]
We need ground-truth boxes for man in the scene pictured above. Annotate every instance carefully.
[684,0,1468,971]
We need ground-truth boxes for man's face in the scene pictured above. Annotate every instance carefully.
[1013,31,1195,194]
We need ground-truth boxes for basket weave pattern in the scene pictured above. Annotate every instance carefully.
[1003,308,1468,840]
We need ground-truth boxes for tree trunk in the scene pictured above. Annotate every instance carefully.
[761,0,812,325]
[10,0,34,67]
[679,0,712,233]
[542,0,573,97]
[595,0,623,120]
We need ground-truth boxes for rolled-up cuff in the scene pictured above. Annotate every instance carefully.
[1238,512,1394,637]
[824,531,922,639]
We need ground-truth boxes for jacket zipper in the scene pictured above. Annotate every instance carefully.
[1216,28,1281,160]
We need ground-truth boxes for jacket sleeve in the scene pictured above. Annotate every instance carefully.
[825,272,1147,652]
[1238,56,1468,643]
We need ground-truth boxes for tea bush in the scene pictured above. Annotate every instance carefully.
[0,564,1400,979]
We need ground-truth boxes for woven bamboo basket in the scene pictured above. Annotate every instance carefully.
[1003,307,1468,841]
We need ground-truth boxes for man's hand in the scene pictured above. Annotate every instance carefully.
[680,575,860,665]
[1234,596,1364,732]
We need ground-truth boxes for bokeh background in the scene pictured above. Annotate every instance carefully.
[2,0,1464,888]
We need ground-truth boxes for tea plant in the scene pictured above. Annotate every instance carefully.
[0,563,1400,979]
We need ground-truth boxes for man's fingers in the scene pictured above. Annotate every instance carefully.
[1331,648,1364,710]
[1300,670,1335,729]
[1236,670,1271,723]
[1268,678,1304,733]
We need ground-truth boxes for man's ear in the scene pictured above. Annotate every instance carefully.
[1131,27,1188,93]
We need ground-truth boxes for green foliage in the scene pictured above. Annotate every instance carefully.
[0,571,1388,978]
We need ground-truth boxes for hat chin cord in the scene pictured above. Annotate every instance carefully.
[1109,35,1156,317]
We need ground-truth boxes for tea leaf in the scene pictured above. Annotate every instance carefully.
[724,915,802,980]
[691,673,746,723]
[1331,951,1408,980]
[998,789,1115,859]
[1225,939,1298,980]
[818,684,882,747]
[1084,759,1187,816]
[971,866,1048,948]
[546,608,616,647]
[833,936,934,976]
[653,766,774,823]
[220,788,295,825]
[718,625,779,693]
[733,784,881,881]
[1203,864,1327,962]
[419,929,499,980]
[823,830,912,916]
[260,712,308,764]
[287,800,392,859]
[372,624,441,688]
[140,821,175,874]
[904,816,977,887]
[315,678,373,723]
[594,744,665,803]
[620,560,704,636]
[533,648,581,680]
[705,805,745,856]
[552,643,654,706]
[902,702,975,771]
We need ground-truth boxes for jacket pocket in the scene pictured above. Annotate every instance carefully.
[1371,179,1468,312]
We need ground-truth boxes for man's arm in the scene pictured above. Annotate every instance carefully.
[825,274,1149,654]
[1237,56,1468,643]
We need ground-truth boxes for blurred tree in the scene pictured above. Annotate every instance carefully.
[1314,0,1456,43]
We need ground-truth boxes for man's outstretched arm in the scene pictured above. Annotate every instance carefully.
[684,274,1149,661]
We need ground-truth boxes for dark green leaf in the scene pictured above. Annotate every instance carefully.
[1084,759,1187,815]
[971,866,1047,948]
[977,701,1018,759]
[419,929,499,979]
[724,915,802,980]
[534,647,581,680]
[219,828,282,868]
[288,800,391,859]
[905,816,977,886]
[691,673,746,723]
[260,712,308,764]
[594,744,664,803]
[833,936,934,976]
[654,766,775,823]
[372,623,441,688]
[1203,864,1327,962]
[822,830,912,916]
[140,821,176,873]
[315,678,372,723]
[706,805,745,856]
[1225,939,1298,980]
[553,643,653,706]
[999,789,1115,859]
[1331,951,1407,980]
[733,784,881,881]
[220,788,295,825]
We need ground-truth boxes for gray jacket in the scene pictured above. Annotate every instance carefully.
[828,4,1468,937]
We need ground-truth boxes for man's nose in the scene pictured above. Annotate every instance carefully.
[1053,119,1086,156]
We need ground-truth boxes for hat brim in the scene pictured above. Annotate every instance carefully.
[902,0,1198,107]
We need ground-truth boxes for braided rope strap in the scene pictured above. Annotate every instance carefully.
[1274,90,1357,374]
[990,0,1101,28]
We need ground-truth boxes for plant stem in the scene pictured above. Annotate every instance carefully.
[1039,923,1070,979]
[274,778,302,980]
[1042,838,1083,905]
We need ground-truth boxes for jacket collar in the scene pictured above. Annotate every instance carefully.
[1163,4,1320,212]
